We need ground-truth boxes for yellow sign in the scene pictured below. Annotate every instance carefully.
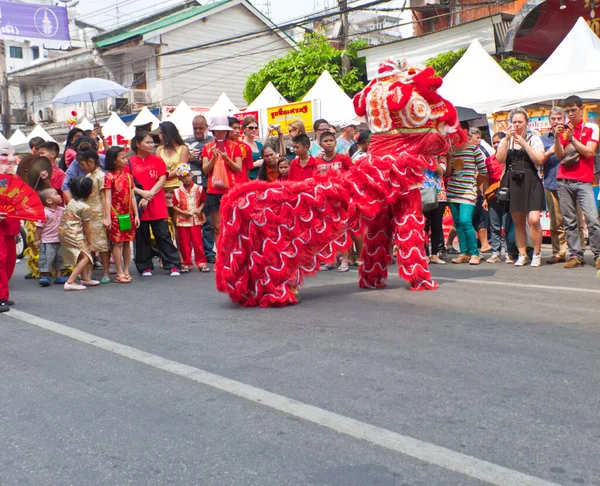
[266,100,313,133]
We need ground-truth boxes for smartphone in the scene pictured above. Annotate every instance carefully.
[216,140,226,151]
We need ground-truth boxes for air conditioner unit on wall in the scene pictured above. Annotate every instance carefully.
[130,90,152,104]
[43,107,54,122]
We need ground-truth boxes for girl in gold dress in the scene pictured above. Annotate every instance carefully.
[59,177,96,291]
[76,149,111,284]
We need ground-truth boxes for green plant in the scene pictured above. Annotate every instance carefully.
[243,34,369,104]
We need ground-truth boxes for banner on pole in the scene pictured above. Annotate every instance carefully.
[0,1,70,42]
[266,101,313,133]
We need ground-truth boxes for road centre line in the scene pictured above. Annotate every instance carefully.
[4,309,560,486]
[434,277,600,294]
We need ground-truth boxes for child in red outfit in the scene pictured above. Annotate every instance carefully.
[172,164,209,273]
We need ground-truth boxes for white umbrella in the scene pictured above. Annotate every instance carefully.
[52,77,129,122]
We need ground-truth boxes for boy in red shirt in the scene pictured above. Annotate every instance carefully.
[172,164,209,273]
[228,116,253,184]
[288,134,317,182]
[315,131,353,176]
[315,131,354,272]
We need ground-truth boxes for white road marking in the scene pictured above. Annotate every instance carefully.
[4,309,560,486]
[435,277,600,295]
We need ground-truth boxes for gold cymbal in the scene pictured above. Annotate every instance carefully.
[27,156,53,190]
[16,154,36,184]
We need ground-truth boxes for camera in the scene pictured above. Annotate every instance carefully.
[496,187,510,203]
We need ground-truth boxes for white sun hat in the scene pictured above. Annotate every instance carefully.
[210,117,233,131]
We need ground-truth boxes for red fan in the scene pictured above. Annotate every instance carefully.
[0,174,46,222]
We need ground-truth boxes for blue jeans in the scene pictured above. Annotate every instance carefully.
[488,201,517,255]
[449,202,478,256]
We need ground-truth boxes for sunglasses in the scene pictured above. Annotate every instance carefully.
[247,125,259,130]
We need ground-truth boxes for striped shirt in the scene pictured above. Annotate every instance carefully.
[446,145,487,205]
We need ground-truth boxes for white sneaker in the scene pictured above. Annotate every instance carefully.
[514,254,530,267]
[530,252,542,267]
[142,270,153,277]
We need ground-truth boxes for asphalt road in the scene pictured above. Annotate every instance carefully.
[2,249,600,486]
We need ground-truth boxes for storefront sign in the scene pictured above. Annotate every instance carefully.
[266,101,313,133]
[0,1,69,41]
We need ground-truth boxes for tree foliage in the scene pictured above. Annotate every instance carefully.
[243,34,369,105]
[425,48,532,82]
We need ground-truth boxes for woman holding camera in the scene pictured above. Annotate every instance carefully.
[496,108,545,267]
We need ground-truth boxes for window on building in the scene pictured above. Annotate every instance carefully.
[32,46,40,60]
[133,72,147,90]
[9,46,23,59]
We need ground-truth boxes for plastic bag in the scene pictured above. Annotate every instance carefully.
[212,155,229,190]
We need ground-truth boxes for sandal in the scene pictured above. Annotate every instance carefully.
[124,274,133,281]
[100,276,111,284]
[115,275,131,284]
[319,264,335,271]
[198,265,211,273]
[181,265,190,274]
[337,265,350,272]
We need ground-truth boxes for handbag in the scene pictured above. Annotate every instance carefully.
[561,147,580,168]
[420,185,439,212]
[127,160,145,216]
[112,174,133,231]
[212,154,229,190]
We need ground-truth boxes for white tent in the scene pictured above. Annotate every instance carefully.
[302,71,357,127]
[166,100,195,138]
[247,82,287,111]
[8,129,28,146]
[206,92,239,120]
[126,107,161,139]
[77,117,94,131]
[439,39,519,114]
[497,17,600,110]
[27,125,57,143]
[102,112,130,138]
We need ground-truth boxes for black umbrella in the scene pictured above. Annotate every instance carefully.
[456,106,483,122]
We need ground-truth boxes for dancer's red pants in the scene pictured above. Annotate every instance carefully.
[176,225,207,267]
[0,235,17,300]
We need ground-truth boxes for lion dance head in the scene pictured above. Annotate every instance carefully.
[354,59,467,149]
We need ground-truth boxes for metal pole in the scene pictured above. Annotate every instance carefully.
[338,0,350,75]
[0,39,12,137]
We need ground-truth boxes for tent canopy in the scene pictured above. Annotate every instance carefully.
[27,125,57,143]
[247,82,287,111]
[439,39,519,114]
[302,71,357,127]
[77,117,94,131]
[102,112,130,138]
[206,93,239,120]
[8,129,28,146]
[126,107,161,139]
[166,100,195,138]
[497,17,600,110]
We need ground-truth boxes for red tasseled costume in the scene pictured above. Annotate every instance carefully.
[215,63,467,307]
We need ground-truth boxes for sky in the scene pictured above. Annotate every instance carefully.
[23,0,408,32]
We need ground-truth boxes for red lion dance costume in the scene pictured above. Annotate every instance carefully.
[215,61,466,307]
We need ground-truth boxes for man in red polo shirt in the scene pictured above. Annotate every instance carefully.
[554,95,600,269]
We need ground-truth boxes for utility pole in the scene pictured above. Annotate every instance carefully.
[338,0,350,75]
[0,39,11,138]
